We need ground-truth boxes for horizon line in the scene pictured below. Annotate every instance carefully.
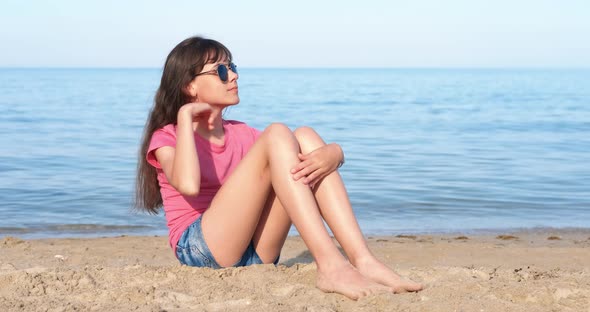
[1,66,589,70]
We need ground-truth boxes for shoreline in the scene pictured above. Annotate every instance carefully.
[1,229,589,311]
[2,226,590,241]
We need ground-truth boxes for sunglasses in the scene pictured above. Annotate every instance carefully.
[194,62,238,83]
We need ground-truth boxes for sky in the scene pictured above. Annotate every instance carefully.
[1,0,589,68]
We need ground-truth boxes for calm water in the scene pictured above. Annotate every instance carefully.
[0,68,589,238]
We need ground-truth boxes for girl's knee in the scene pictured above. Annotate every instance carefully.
[293,126,316,139]
[293,126,325,147]
[264,122,290,134]
[263,123,295,143]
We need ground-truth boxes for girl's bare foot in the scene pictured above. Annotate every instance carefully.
[316,262,391,300]
[354,257,423,293]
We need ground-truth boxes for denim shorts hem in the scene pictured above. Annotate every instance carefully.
[175,216,280,268]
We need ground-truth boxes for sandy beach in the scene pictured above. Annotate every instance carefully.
[1,230,589,312]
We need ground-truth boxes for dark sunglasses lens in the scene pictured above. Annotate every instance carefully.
[230,63,238,74]
[217,65,228,82]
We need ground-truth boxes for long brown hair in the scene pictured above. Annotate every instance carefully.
[134,36,232,214]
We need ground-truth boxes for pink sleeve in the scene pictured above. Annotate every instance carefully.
[146,127,177,169]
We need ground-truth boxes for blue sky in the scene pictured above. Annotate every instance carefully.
[1,0,589,68]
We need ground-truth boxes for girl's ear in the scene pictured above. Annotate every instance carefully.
[184,81,198,102]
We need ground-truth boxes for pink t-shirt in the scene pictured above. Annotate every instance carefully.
[146,119,261,253]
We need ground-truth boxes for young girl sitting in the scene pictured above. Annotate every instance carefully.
[135,36,423,300]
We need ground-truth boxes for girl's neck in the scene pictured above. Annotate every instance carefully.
[193,107,224,140]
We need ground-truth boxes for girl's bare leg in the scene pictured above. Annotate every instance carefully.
[201,123,389,299]
[293,126,423,293]
[250,189,291,264]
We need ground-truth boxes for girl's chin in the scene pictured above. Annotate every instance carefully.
[228,97,240,105]
[219,95,240,106]
[210,100,239,107]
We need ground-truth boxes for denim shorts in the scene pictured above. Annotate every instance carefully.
[175,216,279,268]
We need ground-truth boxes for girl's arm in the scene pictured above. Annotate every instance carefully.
[155,103,212,196]
[290,143,344,188]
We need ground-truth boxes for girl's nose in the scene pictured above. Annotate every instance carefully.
[228,69,238,82]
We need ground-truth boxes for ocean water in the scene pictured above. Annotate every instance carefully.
[0,68,589,239]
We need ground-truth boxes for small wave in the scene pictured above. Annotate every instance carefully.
[0,224,154,235]
[0,227,32,234]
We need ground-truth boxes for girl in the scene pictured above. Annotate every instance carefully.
[135,36,423,300]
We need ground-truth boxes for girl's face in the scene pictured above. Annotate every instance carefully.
[187,58,239,106]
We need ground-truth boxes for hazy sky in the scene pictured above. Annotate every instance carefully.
[1,0,589,68]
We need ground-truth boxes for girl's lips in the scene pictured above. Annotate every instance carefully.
[228,87,238,92]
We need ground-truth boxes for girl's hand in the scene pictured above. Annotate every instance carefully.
[178,102,214,130]
[291,143,344,188]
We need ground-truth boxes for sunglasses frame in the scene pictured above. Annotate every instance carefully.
[194,62,238,83]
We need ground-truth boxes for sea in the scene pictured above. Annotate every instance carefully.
[0,68,588,239]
